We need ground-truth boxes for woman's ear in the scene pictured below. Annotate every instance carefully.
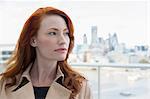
[30,37,37,47]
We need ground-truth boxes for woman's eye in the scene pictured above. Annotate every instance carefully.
[64,32,69,36]
[48,32,56,35]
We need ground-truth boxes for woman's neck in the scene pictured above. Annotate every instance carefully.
[30,59,57,87]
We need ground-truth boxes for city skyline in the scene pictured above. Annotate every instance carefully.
[0,0,150,48]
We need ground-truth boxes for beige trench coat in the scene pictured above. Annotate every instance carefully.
[0,64,93,99]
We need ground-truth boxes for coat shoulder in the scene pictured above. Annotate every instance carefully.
[77,80,93,99]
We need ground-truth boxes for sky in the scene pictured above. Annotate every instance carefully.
[0,0,150,48]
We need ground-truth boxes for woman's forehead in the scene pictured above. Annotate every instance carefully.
[37,15,69,34]
[40,15,68,29]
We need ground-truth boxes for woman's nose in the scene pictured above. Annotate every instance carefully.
[58,35,66,45]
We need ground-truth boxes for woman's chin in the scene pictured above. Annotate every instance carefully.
[56,57,66,61]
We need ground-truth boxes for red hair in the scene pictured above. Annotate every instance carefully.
[2,7,85,98]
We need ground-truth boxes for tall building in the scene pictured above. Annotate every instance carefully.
[91,26,98,45]
[83,34,87,45]
[108,33,119,51]
[90,26,98,48]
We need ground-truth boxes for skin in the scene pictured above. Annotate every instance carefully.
[30,14,70,87]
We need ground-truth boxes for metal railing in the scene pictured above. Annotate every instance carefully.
[70,62,150,99]
[1,62,150,99]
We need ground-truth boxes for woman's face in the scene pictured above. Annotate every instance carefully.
[31,14,70,62]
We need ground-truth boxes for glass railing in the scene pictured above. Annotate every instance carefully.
[0,63,150,99]
[70,63,150,99]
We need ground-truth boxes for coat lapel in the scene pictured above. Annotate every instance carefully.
[5,64,72,99]
[10,82,35,99]
[46,82,71,99]
[11,81,71,99]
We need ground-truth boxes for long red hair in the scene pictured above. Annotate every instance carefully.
[2,7,85,99]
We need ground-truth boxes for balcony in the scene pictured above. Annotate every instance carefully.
[70,63,150,99]
[1,63,150,99]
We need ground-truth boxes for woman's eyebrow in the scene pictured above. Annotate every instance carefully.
[48,27,68,31]
[48,28,59,31]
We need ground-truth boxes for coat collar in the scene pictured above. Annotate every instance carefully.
[10,63,71,99]
[15,63,65,89]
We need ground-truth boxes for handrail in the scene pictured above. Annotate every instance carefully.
[0,44,15,47]
[70,62,150,99]
[70,62,150,68]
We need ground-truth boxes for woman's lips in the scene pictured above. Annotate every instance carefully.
[54,48,67,53]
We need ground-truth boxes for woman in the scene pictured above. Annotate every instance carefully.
[0,7,92,99]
